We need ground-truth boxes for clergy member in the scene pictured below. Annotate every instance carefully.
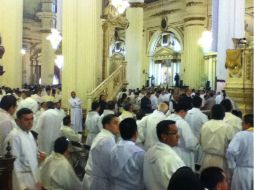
[143,120,185,190]
[226,114,254,190]
[138,102,169,150]
[201,104,234,172]
[85,101,101,146]
[40,137,83,190]
[84,114,119,190]
[6,108,41,190]
[37,101,62,155]
[69,91,83,132]
[221,99,242,134]
[185,96,208,166]
[167,103,198,170]
[99,101,115,130]
[0,95,17,155]
[110,118,145,190]
[61,115,82,143]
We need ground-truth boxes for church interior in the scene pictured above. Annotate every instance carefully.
[0,0,253,190]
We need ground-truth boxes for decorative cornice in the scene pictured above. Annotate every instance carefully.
[151,9,181,17]
[184,17,205,22]
[186,2,203,7]
[129,2,145,8]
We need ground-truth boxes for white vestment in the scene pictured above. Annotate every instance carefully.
[223,112,242,135]
[40,152,82,190]
[143,142,185,190]
[201,120,234,172]
[150,94,158,110]
[98,109,115,130]
[55,108,66,121]
[0,108,16,156]
[69,97,83,132]
[42,95,54,102]
[60,125,81,142]
[138,110,167,150]
[185,108,208,165]
[84,129,116,190]
[17,97,39,114]
[85,111,101,146]
[118,110,136,122]
[37,109,62,154]
[110,140,145,190]
[226,130,254,190]
[167,114,198,170]
[5,126,39,190]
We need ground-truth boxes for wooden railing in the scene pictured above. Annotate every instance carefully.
[86,61,127,109]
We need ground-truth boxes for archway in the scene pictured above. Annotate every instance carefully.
[147,28,183,87]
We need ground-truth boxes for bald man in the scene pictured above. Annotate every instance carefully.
[138,102,169,150]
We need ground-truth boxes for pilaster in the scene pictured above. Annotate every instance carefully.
[0,0,23,88]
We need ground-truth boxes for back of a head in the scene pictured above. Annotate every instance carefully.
[157,120,176,141]
[63,115,71,126]
[200,167,225,190]
[91,101,100,111]
[158,102,169,113]
[46,101,55,109]
[106,100,115,110]
[211,104,225,120]
[0,95,17,111]
[243,114,253,126]
[192,96,202,108]
[102,114,116,128]
[119,118,137,140]
[168,166,201,190]
[54,136,69,154]
[174,103,188,113]
[220,99,232,112]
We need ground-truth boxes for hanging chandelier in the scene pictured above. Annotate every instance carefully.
[111,0,130,14]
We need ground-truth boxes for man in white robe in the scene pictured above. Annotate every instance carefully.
[40,137,83,190]
[85,101,101,146]
[185,96,208,166]
[118,102,136,121]
[54,100,66,121]
[150,91,158,110]
[201,105,234,173]
[5,108,41,190]
[42,87,54,102]
[138,102,168,150]
[221,99,242,135]
[61,115,82,142]
[99,101,115,130]
[36,101,62,155]
[83,114,119,190]
[167,103,198,170]
[69,91,83,132]
[226,114,254,190]
[0,95,17,155]
[143,120,185,190]
[110,118,145,190]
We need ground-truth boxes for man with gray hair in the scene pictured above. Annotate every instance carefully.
[138,102,169,150]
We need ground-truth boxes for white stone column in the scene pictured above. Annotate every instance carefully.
[37,0,56,85]
[126,1,144,89]
[183,0,206,88]
[215,0,245,81]
[62,0,98,108]
[0,0,23,88]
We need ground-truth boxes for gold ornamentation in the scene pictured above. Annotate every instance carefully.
[225,49,242,78]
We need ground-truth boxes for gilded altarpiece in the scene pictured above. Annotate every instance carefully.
[225,48,253,114]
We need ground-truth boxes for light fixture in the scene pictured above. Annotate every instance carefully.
[21,48,26,55]
[198,30,213,53]
[111,0,130,14]
[54,55,64,69]
[46,28,62,50]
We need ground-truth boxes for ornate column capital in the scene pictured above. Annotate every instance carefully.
[184,0,206,27]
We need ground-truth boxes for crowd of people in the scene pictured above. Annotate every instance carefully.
[0,85,253,190]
